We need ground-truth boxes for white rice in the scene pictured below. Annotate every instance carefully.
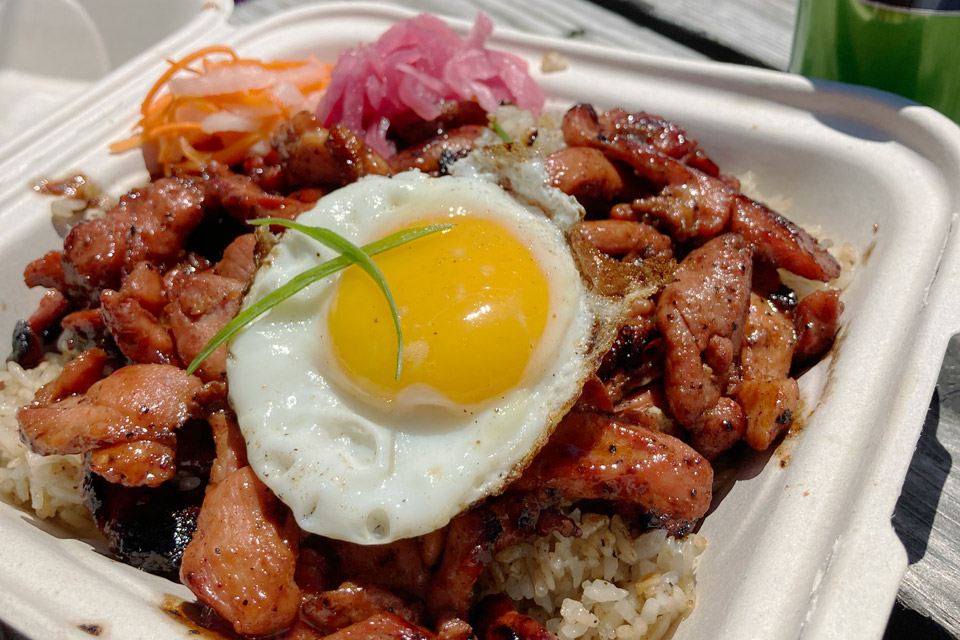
[479,511,706,640]
[0,356,93,530]
[474,105,567,155]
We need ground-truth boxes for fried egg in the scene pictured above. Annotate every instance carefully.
[227,160,619,544]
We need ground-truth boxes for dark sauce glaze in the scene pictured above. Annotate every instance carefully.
[160,595,239,640]
[77,623,103,636]
[32,173,110,210]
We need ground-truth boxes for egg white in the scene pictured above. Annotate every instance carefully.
[227,167,612,544]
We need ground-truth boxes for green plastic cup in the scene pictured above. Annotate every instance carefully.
[790,0,960,123]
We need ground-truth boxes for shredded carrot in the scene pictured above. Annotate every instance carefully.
[110,45,333,175]
[151,122,206,136]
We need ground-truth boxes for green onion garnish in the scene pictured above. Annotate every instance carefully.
[254,218,406,378]
[185,221,453,379]
[490,118,512,144]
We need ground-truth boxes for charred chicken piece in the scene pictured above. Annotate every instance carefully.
[83,418,214,575]
[389,100,489,148]
[8,290,71,366]
[391,125,487,175]
[562,104,840,282]
[274,112,391,190]
[473,595,557,640]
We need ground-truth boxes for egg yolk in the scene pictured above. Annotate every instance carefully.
[328,215,550,407]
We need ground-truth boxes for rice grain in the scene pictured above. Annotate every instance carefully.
[478,511,706,640]
[0,356,92,530]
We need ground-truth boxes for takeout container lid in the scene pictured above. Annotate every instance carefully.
[1,3,959,639]
[0,0,233,146]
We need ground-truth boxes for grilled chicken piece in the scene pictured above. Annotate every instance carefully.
[275,112,391,190]
[741,292,797,381]
[212,234,258,285]
[99,260,177,365]
[320,612,439,640]
[427,492,578,622]
[100,289,178,366]
[23,250,68,291]
[562,104,840,281]
[32,347,110,404]
[302,581,425,635]
[274,111,345,189]
[599,108,726,179]
[577,219,673,260]
[19,363,203,456]
[515,411,712,534]
[546,147,626,202]
[180,465,300,636]
[728,205,841,283]
[204,163,311,224]
[165,271,244,383]
[87,439,177,487]
[61,176,204,303]
[164,232,257,382]
[120,261,168,313]
[327,124,393,183]
[741,378,799,450]
[388,100,489,148]
[83,418,214,575]
[474,595,557,640]
[687,396,746,460]
[562,104,727,239]
[793,288,844,367]
[391,125,487,174]
[736,292,800,452]
[657,233,752,426]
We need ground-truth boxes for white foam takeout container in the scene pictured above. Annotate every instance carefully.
[1,3,959,639]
